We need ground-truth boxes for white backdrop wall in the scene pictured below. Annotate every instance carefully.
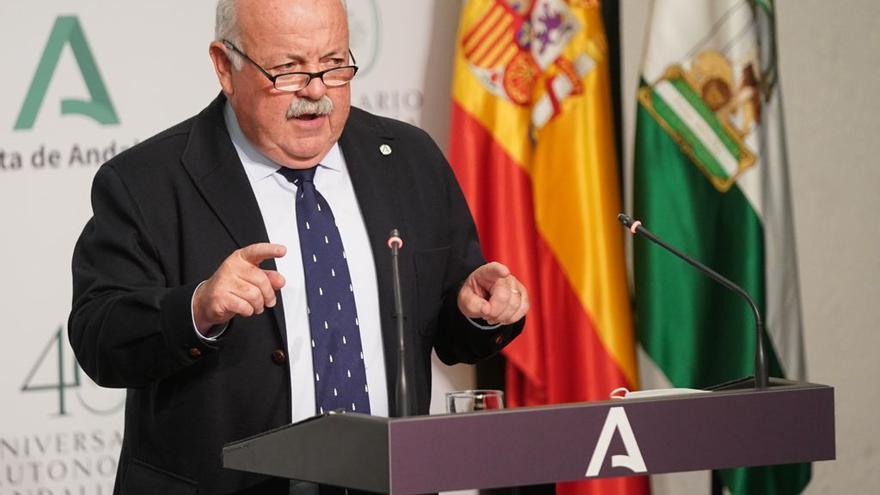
[3,1,878,494]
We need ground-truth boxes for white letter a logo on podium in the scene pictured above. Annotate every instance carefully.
[585,406,647,477]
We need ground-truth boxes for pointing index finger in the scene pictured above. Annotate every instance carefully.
[240,243,287,265]
[477,262,511,285]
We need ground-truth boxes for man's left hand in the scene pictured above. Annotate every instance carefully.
[457,262,529,326]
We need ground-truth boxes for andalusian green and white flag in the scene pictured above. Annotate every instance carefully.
[633,0,809,493]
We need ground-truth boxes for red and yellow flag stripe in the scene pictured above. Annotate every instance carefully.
[450,2,646,492]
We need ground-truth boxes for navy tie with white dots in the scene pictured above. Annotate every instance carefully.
[277,166,371,417]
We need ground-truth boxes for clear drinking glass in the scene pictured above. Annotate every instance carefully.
[445,389,505,413]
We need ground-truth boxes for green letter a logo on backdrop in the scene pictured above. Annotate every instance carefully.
[14,16,119,130]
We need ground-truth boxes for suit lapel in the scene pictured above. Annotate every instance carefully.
[181,96,270,249]
[340,108,412,414]
[180,95,287,345]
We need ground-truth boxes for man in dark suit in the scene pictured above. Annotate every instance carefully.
[69,0,528,494]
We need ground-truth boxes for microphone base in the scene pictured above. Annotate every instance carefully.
[705,376,796,392]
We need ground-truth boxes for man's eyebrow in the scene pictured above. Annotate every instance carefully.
[271,50,346,66]
[279,54,305,64]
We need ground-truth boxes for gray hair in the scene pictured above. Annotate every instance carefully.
[216,0,243,70]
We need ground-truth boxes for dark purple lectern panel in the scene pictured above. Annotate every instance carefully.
[386,385,834,494]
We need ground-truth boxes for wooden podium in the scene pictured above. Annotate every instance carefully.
[222,379,834,494]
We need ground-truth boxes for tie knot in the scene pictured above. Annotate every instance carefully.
[277,166,317,187]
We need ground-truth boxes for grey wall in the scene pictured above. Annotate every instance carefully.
[621,1,880,492]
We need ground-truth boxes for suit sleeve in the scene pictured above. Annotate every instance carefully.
[428,140,525,365]
[68,165,217,388]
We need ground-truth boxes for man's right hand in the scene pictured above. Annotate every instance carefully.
[193,243,287,334]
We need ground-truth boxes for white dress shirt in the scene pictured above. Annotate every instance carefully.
[223,103,388,422]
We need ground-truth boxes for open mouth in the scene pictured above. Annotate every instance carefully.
[294,113,321,121]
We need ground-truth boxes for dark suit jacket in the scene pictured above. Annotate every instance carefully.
[68,95,522,495]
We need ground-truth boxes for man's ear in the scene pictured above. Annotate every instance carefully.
[209,41,235,96]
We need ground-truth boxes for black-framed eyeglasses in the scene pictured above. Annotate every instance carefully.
[222,39,358,92]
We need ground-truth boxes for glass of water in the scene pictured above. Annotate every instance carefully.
[445,389,505,413]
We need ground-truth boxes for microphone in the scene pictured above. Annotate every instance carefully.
[618,213,769,390]
[387,229,411,416]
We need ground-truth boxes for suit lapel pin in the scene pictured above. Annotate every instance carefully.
[379,144,392,156]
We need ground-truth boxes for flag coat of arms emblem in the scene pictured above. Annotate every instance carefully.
[451,1,648,493]
[634,1,809,493]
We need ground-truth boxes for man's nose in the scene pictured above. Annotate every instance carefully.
[297,75,328,100]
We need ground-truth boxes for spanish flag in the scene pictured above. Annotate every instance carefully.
[449,1,647,493]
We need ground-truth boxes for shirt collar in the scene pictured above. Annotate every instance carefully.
[223,102,343,184]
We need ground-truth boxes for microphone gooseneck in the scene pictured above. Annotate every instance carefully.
[387,229,412,416]
[619,213,769,390]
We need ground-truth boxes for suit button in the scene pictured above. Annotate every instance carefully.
[494,335,504,345]
[189,347,202,358]
[271,349,286,365]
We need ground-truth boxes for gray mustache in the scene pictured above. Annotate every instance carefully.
[287,96,334,119]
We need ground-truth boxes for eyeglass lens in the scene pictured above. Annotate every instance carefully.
[275,67,357,92]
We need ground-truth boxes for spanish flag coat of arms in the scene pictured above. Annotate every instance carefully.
[450,1,648,493]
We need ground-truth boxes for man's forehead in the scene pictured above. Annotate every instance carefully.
[237,0,348,35]
[236,0,348,19]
